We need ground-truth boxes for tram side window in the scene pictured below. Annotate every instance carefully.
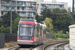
[35,26,37,37]
[43,28,46,35]
[17,31,18,35]
[37,26,39,37]
[40,26,42,37]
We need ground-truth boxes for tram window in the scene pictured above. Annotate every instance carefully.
[19,25,35,37]
[20,28,26,36]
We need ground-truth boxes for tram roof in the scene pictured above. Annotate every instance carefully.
[20,19,36,22]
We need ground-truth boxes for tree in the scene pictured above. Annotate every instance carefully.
[0,21,2,27]
[68,7,71,13]
[0,13,20,33]
[53,8,61,13]
[41,8,52,20]
[36,8,71,33]
[0,17,3,27]
[53,8,67,13]
[12,17,20,33]
[52,8,72,31]
[0,25,5,33]
[2,11,20,27]
[61,9,67,13]
[36,14,43,22]
[43,17,53,30]
[0,25,10,33]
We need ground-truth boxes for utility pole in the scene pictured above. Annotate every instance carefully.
[10,0,12,33]
[0,0,1,17]
[72,0,74,24]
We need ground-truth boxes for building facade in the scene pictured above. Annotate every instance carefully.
[0,0,68,17]
[36,0,68,15]
[0,0,36,17]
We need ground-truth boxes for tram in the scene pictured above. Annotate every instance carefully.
[17,19,46,45]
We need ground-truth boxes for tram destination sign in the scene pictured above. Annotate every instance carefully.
[21,25,33,27]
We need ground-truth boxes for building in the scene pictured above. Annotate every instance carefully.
[0,0,37,17]
[36,0,68,15]
[0,0,68,17]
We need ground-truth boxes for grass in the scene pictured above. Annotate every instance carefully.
[4,41,17,48]
[46,38,69,42]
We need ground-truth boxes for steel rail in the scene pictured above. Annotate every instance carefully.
[43,40,69,50]
[54,42,69,50]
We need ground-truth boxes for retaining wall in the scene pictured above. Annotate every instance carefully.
[69,25,75,50]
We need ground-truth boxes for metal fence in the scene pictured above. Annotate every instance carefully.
[5,33,17,42]
[0,33,17,48]
[46,33,53,39]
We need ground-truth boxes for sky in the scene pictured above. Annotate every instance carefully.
[44,0,72,8]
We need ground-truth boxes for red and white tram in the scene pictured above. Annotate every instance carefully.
[17,19,46,45]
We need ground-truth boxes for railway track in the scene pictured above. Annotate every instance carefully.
[54,43,68,50]
[17,45,36,50]
[8,45,35,50]
[8,40,70,50]
[17,48,32,50]
[44,40,69,50]
[8,45,20,50]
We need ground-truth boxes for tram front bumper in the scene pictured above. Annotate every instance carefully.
[17,40,36,45]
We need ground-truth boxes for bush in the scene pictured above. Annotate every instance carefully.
[0,26,10,33]
[49,30,69,39]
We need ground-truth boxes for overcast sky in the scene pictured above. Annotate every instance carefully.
[44,0,72,8]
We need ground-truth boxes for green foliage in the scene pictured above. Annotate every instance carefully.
[0,25,10,33]
[36,14,43,22]
[53,8,60,13]
[0,11,20,33]
[2,11,20,27]
[0,25,5,33]
[52,8,72,31]
[43,28,46,34]
[0,17,20,33]
[61,9,67,13]
[53,8,67,13]
[41,8,52,20]
[36,8,70,40]
[12,17,20,33]
[5,27,10,33]
[53,15,71,31]
[36,8,72,33]
[0,21,2,27]
[51,30,69,39]
[43,17,53,30]
[68,7,71,13]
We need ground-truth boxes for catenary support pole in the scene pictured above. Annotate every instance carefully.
[72,0,74,24]
[10,0,12,33]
